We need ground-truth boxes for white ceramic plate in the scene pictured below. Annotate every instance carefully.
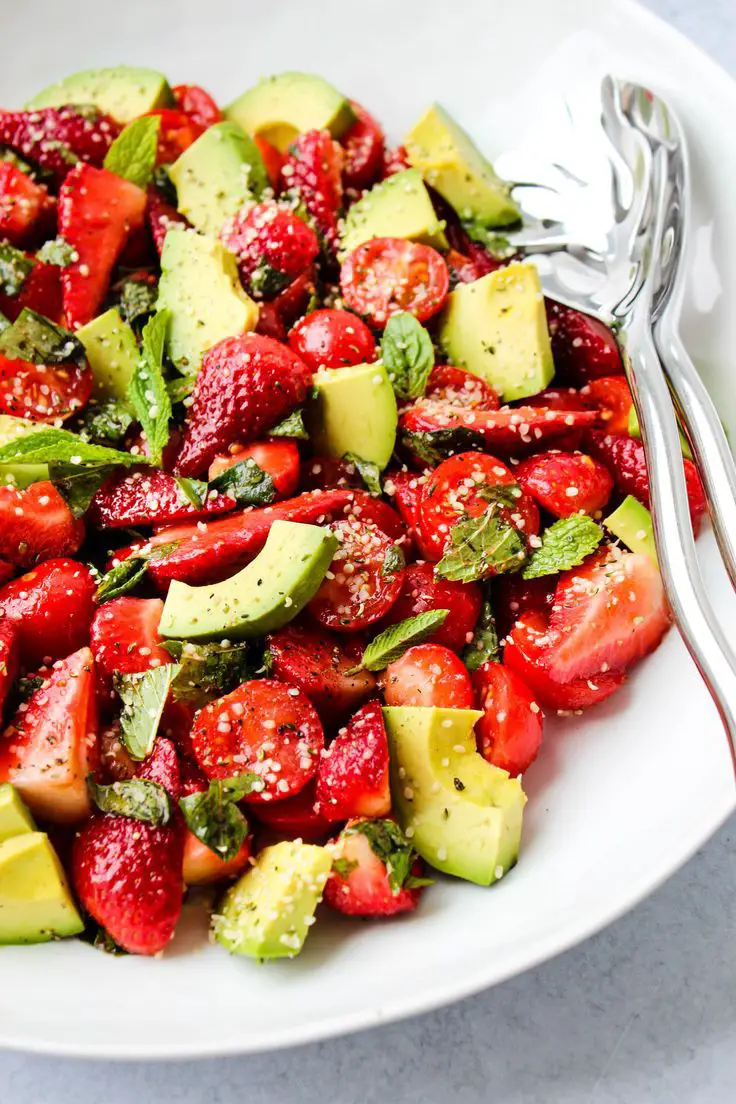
[1,0,735,1060]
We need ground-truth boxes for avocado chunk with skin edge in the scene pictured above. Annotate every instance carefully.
[339,169,448,259]
[76,307,139,404]
[307,362,398,470]
[26,65,172,123]
[225,71,355,153]
[0,832,84,945]
[438,261,554,401]
[159,519,339,642]
[213,840,332,958]
[0,784,36,843]
[383,706,527,886]
[604,495,657,564]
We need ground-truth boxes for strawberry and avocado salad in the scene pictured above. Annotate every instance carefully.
[0,64,703,959]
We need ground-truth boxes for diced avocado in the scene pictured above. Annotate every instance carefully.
[0,784,36,843]
[339,169,448,258]
[307,363,398,470]
[0,415,48,488]
[383,706,526,886]
[76,307,139,404]
[225,71,355,153]
[0,832,84,944]
[404,104,520,229]
[213,840,332,958]
[604,495,657,563]
[438,262,554,401]
[156,227,259,374]
[168,122,268,236]
[628,404,693,460]
[26,65,172,123]
[159,519,338,641]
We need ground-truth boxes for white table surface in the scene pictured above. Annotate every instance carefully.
[2,1,736,1100]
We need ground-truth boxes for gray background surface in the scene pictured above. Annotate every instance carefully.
[2,0,735,1100]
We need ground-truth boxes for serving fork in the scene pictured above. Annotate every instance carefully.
[500,76,736,760]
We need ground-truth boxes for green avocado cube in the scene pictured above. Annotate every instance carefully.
[0,784,36,844]
[307,362,398,470]
[604,495,657,563]
[0,832,84,945]
[225,71,355,153]
[339,169,448,259]
[76,307,139,404]
[26,65,172,123]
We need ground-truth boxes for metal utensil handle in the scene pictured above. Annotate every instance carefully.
[623,310,736,761]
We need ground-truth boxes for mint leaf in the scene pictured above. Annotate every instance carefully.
[268,408,308,440]
[380,312,434,400]
[36,237,76,267]
[0,242,34,296]
[128,311,171,467]
[114,664,180,761]
[88,777,171,825]
[343,818,419,894]
[179,776,260,861]
[209,458,275,507]
[249,262,291,299]
[435,504,527,584]
[381,544,405,577]
[343,452,382,496]
[462,584,499,671]
[174,476,208,510]
[359,609,449,672]
[0,309,83,365]
[522,515,604,580]
[163,639,254,706]
[401,426,485,465]
[96,556,149,603]
[76,399,135,445]
[461,222,516,258]
[49,461,114,518]
[0,426,144,469]
[103,115,160,188]
[118,275,157,331]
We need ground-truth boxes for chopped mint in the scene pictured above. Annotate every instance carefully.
[0,242,34,296]
[0,426,145,469]
[0,308,83,365]
[343,819,425,895]
[268,408,309,440]
[435,491,527,583]
[118,275,157,330]
[49,461,114,518]
[343,452,382,496]
[174,476,208,510]
[76,399,135,446]
[114,663,180,761]
[87,777,171,826]
[462,584,499,670]
[380,311,434,400]
[522,515,604,580]
[381,544,406,577]
[96,556,149,603]
[358,609,449,672]
[36,237,76,267]
[179,776,260,862]
[163,639,254,706]
[249,261,291,299]
[128,311,172,467]
[103,115,161,189]
[461,222,517,258]
[209,458,275,507]
[401,426,485,465]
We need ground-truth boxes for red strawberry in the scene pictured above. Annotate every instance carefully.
[585,430,706,532]
[0,561,14,587]
[383,468,436,558]
[525,386,588,412]
[0,647,98,823]
[147,108,205,165]
[254,265,317,341]
[381,145,410,178]
[400,403,597,455]
[515,451,614,518]
[580,376,633,436]
[341,101,385,192]
[0,481,85,568]
[493,574,556,638]
[87,468,236,530]
[503,611,626,712]
[301,455,363,492]
[0,558,96,669]
[146,187,190,256]
[160,699,197,761]
[221,200,319,297]
[0,162,51,245]
[251,779,337,841]
[324,818,424,917]
[316,700,390,820]
[0,107,120,186]
[208,439,301,499]
[59,164,147,329]
[0,619,19,715]
[254,136,284,192]
[174,333,312,477]
[99,720,136,782]
[0,354,92,423]
[90,597,172,687]
[472,661,543,776]
[171,84,222,128]
[546,549,670,682]
[71,805,184,955]
[268,623,376,724]
[138,736,181,799]
[546,301,623,384]
[0,260,62,323]
[424,364,500,411]
[379,562,483,653]
[280,129,343,247]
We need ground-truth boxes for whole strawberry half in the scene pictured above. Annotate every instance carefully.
[0,106,120,186]
[324,818,426,918]
[515,450,614,518]
[0,481,85,568]
[316,700,390,820]
[88,468,236,530]
[280,129,343,249]
[221,199,319,298]
[546,300,623,384]
[0,558,97,669]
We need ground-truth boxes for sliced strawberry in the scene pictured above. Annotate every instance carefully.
[88,468,236,529]
[99,720,136,782]
[174,333,312,477]
[280,129,343,248]
[503,611,626,712]
[515,451,613,518]
[0,354,92,423]
[547,549,670,682]
[445,247,487,287]
[71,805,183,955]
[171,84,223,128]
[268,623,376,724]
[380,562,482,652]
[401,403,597,455]
[473,661,543,776]
[0,162,51,246]
[59,163,147,329]
[0,620,19,715]
[0,561,14,587]
[580,376,633,436]
[381,145,410,178]
[254,265,317,341]
[525,386,587,412]
[383,468,435,559]
[190,678,323,803]
[90,597,172,686]
[302,455,363,492]
[0,481,85,568]
[546,300,623,384]
[0,558,96,669]
[147,108,205,165]
[324,818,424,917]
[0,107,120,185]
[146,186,190,256]
[183,830,251,887]
[288,308,377,372]
[160,698,196,761]
[585,430,706,532]
[208,439,301,499]
[309,519,404,631]
[253,135,284,191]
[493,574,556,638]
[341,101,385,192]
[221,199,319,297]
[382,643,476,709]
[137,736,181,799]
[424,364,500,411]
[316,700,390,820]
[250,778,337,840]
[0,260,62,324]
[0,646,98,823]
